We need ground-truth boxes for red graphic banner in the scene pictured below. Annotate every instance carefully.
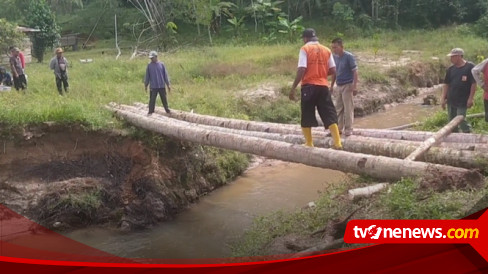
[1,204,487,272]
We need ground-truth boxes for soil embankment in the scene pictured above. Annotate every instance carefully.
[0,124,247,231]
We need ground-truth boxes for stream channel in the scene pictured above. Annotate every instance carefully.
[64,93,439,259]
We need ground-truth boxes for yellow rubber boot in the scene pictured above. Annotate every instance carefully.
[328,124,343,149]
[301,127,314,147]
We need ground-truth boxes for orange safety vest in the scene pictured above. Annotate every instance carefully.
[301,43,332,87]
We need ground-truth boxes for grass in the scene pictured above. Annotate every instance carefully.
[419,89,488,133]
[232,177,488,256]
[1,25,487,129]
[0,44,300,129]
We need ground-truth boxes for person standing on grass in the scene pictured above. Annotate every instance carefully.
[471,57,488,122]
[9,46,25,72]
[330,38,358,136]
[144,50,171,115]
[289,28,342,149]
[9,47,27,91]
[441,48,476,133]
[0,67,13,86]
[49,48,69,95]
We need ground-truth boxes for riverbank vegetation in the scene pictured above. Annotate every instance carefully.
[232,175,488,256]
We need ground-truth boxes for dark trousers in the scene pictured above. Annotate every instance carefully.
[148,88,170,114]
[56,74,69,94]
[13,74,27,90]
[484,99,488,122]
[300,85,337,128]
[447,104,471,133]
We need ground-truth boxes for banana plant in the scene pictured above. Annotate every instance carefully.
[227,15,247,37]
[277,16,304,42]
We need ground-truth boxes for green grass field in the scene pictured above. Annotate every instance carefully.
[1,26,488,131]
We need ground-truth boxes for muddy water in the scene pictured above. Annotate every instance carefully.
[64,101,438,259]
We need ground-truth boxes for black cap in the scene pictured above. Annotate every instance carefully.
[302,28,316,38]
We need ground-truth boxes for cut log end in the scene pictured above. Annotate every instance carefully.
[422,167,485,191]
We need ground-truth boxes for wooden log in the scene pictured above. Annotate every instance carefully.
[133,102,307,134]
[109,103,484,187]
[346,136,488,152]
[353,128,488,144]
[348,183,388,199]
[134,103,488,144]
[406,115,464,161]
[123,104,488,169]
[343,136,488,169]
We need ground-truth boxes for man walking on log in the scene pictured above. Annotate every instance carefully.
[441,48,476,133]
[144,50,172,115]
[289,28,342,149]
[330,38,358,136]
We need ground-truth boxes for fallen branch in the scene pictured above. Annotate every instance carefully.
[348,183,388,200]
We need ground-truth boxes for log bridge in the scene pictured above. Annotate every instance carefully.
[107,103,486,187]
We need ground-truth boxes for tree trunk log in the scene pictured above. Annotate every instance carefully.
[353,128,488,144]
[126,104,488,169]
[343,136,488,169]
[347,136,488,152]
[109,103,484,187]
[406,115,464,161]
[134,103,488,144]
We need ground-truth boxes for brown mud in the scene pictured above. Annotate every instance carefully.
[0,124,245,231]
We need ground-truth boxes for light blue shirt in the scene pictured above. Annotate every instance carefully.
[333,51,357,85]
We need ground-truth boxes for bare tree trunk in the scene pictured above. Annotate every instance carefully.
[343,136,488,169]
[133,102,302,134]
[108,103,484,187]
[406,115,464,161]
[115,14,121,60]
[133,103,488,144]
[345,136,488,152]
[192,0,201,35]
[128,104,488,169]
[207,25,213,44]
[251,0,257,32]
[353,128,488,144]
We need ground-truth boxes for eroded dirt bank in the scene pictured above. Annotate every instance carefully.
[0,124,247,231]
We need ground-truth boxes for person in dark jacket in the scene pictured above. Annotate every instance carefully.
[144,51,172,114]
[0,67,13,86]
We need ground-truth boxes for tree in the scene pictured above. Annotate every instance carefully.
[0,19,26,54]
[25,0,60,63]
[47,0,84,14]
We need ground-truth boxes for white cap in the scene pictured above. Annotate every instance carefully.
[148,51,158,58]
